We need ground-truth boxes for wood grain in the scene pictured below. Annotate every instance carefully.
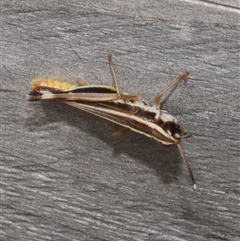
[1,1,239,240]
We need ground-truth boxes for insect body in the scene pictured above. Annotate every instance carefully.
[27,54,196,188]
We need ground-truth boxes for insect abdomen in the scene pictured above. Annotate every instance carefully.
[30,78,77,92]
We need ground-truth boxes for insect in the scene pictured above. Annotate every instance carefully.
[27,54,196,188]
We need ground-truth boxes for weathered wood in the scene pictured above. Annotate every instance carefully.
[1,1,239,240]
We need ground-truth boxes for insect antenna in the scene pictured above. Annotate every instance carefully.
[177,144,196,189]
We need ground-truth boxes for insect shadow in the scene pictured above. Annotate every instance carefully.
[29,99,183,186]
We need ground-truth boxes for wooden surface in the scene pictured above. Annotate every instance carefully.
[1,1,239,240]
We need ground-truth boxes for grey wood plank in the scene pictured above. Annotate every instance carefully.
[1,1,239,240]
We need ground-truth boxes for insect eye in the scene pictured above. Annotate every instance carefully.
[162,121,182,139]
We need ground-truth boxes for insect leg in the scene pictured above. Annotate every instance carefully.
[113,124,129,137]
[108,54,122,99]
[76,78,89,86]
[154,72,189,109]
